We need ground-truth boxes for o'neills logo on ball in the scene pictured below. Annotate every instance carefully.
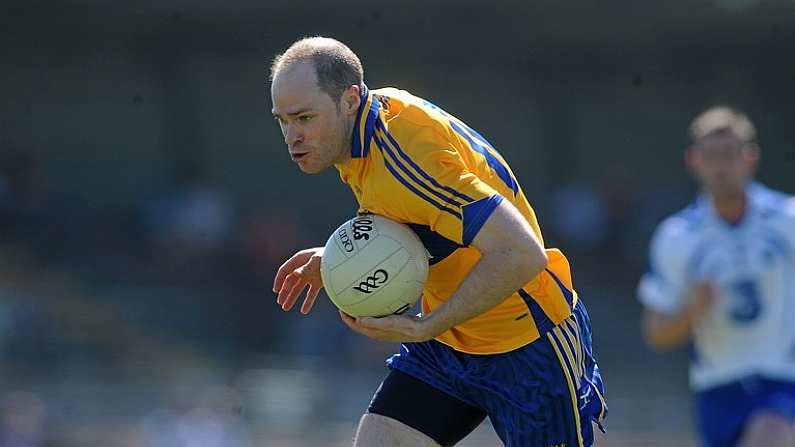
[353,269,388,293]
[352,217,373,241]
[338,227,354,253]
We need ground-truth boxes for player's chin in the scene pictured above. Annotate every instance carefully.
[711,180,743,197]
[296,161,324,174]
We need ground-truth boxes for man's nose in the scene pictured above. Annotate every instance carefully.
[284,124,303,146]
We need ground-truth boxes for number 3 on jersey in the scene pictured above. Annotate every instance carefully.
[729,279,762,324]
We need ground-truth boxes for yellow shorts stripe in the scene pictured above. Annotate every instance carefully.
[559,322,582,379]
[565,318,587,380]
[547,331,585,447]
[552,326,581,389]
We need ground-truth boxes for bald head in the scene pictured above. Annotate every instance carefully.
[270,37,364,104]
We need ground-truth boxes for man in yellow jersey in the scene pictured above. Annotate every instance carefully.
[270,36,606,447]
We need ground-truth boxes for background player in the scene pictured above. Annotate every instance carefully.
[270,37,606,446]
[638,106,795,447]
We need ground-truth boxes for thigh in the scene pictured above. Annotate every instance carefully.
[354,413,440,447]
[366,368,487,447]
[738,411,795,447]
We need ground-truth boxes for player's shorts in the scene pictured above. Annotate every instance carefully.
[696,375,795,447]
[368,299,607,447]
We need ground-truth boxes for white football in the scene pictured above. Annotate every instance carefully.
[320,214,429,317]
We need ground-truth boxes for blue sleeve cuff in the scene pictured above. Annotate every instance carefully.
[462,194,503,245]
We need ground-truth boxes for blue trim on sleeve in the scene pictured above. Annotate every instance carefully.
[462,194,503,245]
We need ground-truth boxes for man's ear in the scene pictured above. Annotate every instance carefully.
[745,143,760,172]
[341,85,361,116]
[684,147,696,172]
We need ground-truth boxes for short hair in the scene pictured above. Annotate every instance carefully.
[270,37,364,104]
[688,106,757,145]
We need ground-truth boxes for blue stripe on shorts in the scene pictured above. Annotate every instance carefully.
[386,299,607,447]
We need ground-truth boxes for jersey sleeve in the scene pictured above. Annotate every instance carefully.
[782,197,795,245]
[381,142,503,246]
[637,219,690,315]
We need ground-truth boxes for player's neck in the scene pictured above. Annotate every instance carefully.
[333,136,355,170]
[334,116,357,169]
[711,192,748,224]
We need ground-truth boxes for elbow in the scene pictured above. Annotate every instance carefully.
[531,246,549,276]
[519,243,548,283]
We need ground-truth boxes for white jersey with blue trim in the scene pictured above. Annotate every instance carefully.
[638,183,795,391]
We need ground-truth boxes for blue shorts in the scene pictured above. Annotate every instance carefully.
[386,300,607,447]
[696,376,795,447]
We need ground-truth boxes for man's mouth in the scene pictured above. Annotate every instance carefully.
[290,152,308,162]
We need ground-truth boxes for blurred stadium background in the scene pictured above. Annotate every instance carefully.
[2,0,795,445]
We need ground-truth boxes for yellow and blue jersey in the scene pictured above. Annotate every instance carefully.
[337,85,578,354]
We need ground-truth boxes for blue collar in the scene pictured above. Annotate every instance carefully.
[350,84,381,158]
[699,182,766,228]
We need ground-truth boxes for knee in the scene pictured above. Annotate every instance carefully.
[354,413,440,447]
[741,411,795,447]
[749,411,794,433]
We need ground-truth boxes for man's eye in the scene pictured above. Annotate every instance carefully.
[298,115,312,122]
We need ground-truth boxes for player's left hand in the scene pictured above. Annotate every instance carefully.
[338,311,444,343]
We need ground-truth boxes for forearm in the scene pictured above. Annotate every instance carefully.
[422,247,545,335]
[643,310,694,350]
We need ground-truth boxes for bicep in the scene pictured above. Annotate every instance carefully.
[470,199,544,258]
[390,149,504,245]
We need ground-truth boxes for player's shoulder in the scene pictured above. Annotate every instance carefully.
[655,200,707,241]
[373,87,448,129]
[648,206,704,263]
[646,200,706,261]
[373,87,456,156]
[750,182,795,222]
[785,196,795,219]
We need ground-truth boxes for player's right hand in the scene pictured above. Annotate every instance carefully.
[273,247,325,314]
